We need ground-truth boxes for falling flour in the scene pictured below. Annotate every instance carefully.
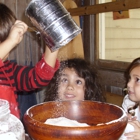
[45,117,89,127]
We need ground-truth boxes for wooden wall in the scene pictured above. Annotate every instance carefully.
[101,0,140,62]
[105,9,140,62]
[0,0,84,103]
[1,0,83,65]
[0,0,129,99]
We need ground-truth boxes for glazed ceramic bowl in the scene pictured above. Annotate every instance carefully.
[23,101,128,140]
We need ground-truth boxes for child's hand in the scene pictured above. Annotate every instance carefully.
[44,46,59,68]
[0,20,28,60]
[7,20,28,47]
[124,120,140,140]
[127,113,137,121]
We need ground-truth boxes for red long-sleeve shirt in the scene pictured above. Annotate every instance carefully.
[0,55,59,118]
[0,55,59,91]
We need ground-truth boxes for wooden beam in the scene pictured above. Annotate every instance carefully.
[68,0,140,16]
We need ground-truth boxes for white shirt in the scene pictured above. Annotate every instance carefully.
[119,95,140,140]
[122,94,140,121]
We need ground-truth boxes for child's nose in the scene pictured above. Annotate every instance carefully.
[67,83,74,90]
[127,80,132,89]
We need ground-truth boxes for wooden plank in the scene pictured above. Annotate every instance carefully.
[68,0,140,16]
[106,39,140,49]
[106,48,140,55]
[105,18,140,28]
[105,28,140,38]
[105,49,140,61]
[106,92,124,106]
[105,9,140,18]
[82,0,95,62]
[99,69,126,88]
[97,59,130,72]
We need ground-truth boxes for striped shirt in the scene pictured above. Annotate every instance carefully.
[0,56,59,92]
[0,55,59,117]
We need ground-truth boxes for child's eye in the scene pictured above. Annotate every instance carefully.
[136,77,140,83]
[61,78,68,83]
[76,80,82,85]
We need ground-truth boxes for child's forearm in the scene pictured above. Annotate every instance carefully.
[0,39,15,60]
[44,46,59,68]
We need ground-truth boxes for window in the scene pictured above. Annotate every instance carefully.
[98,0,140,62]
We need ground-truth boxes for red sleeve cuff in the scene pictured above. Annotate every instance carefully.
[0,59,4,67]
[35,56,60,79]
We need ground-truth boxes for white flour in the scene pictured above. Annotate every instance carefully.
[45,117,89,127]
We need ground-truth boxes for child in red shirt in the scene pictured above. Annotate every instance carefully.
[0,3,59,118]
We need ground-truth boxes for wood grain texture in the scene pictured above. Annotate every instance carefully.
[24,101,128,140]
[68,0,140,16]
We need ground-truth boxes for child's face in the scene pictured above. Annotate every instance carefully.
[127,66,140,102]
[57,68,86,101]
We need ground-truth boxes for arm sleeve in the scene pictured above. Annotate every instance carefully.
[35,55,59,80]
[15,55,60,91]
[0,59,4,67]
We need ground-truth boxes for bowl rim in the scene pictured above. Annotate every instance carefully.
[24,100,128,129]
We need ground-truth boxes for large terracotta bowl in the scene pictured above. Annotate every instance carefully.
[23,101,128,140]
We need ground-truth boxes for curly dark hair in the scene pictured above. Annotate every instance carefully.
[0,3,16,42]
[44,58,105,102]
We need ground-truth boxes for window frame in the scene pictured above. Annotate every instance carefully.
[68,0,139,72]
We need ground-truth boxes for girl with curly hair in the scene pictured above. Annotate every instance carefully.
[44,58,105,102]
